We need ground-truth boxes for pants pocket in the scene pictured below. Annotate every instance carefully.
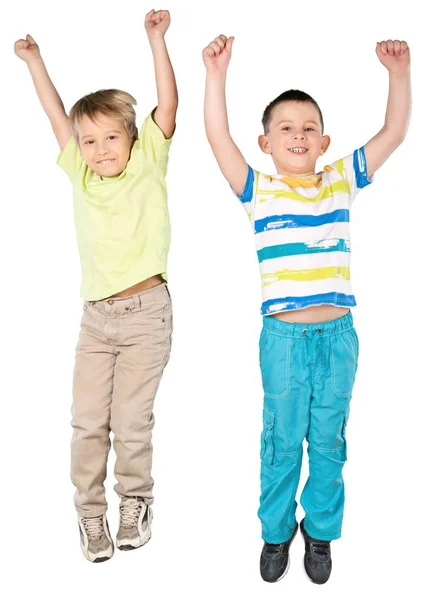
[330,328,359,398]
[164,283,172,302]
[260,407,275,466]
[259,330,291,399]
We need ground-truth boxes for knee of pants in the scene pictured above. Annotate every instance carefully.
[260,406,304,467]
[111,411,154,438]
[71,407,110,441]
[307,444,347,481]
[71,423,111,458]
[307,407,349,459]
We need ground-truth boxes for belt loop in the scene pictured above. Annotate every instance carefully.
[138,294,142,310]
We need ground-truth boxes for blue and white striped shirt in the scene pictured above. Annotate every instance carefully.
[237,148,372,315]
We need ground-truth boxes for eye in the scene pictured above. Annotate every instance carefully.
[305,127,315,132]
[107,135,117,140]
[281,127,291,131]
[84,140,94,145]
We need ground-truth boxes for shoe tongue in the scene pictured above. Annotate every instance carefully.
[124,498,140,508]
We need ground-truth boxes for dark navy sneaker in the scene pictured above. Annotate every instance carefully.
[300,519,332,584]
[260,523,298,582]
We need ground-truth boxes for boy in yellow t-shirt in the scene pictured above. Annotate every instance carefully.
[14,9,177,563]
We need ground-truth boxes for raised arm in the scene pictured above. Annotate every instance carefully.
[203,35,248,196]
[14,35,71,150]
[363,40,411,177]
[144,10,178,139]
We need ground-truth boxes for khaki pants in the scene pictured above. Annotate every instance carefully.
[71,283,172,517]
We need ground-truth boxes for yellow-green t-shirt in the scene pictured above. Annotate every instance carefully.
[57,110,173,300]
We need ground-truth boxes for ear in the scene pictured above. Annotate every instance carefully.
[131,127,139,148]
[258,134,272,155]
[320,135,331,155]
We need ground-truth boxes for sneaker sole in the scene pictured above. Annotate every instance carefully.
[93,556,112,563]
[80,542,114,563]
[117,531,152,552]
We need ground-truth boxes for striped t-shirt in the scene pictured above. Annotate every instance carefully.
[237,148,372,315]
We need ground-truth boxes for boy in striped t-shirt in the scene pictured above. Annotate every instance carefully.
[203,37,410,584]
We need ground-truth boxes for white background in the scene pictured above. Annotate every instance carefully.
[2,0,422,597]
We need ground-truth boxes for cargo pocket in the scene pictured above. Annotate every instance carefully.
[330,329,359,398]
[260,332,291,399]
[260,407,275,466]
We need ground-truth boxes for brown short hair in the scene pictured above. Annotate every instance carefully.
[69,89,138,142]
[262,89,324,133]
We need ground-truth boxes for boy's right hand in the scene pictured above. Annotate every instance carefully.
[202,35,234,75]
[14,34,41,63]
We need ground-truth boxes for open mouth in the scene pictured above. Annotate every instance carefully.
[97,159,116,165]
[288,147,308,154]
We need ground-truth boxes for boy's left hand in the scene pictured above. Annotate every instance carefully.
[145,9,170,39]
[376,40,410,73]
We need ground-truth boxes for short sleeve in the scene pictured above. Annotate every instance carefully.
[134,108,174,170]
[231,165,258,222]
[57,135,85,182]
[329,147,373,205]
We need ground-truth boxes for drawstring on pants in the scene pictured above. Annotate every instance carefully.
[302,327,323,364]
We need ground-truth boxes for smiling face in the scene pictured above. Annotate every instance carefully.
[259,101,330,176]
[76,113,133,177]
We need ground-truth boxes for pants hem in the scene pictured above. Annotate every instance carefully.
[76,508,107,518]
[304,521,341,541]
[262,526,296,545]
[116,492,153,505]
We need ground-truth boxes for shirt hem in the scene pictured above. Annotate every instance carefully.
[261,298,357,316]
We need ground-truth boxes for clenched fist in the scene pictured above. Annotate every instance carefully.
[376,40,410,74]
[145,9,171,39]
[14,34,41,63]
[203,35,234,74]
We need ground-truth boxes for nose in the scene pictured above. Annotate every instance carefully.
[293,130,306,140]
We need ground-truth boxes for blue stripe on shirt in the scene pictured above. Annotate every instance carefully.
[354,147,373,189]
[238,165,255,203]
[257,238,350,263]
[255,209,349,234]
[261,292,356,315]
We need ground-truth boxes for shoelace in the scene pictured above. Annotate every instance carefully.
[82,516,104,541]
[310,541,330,561]
[266,543,283,556]
[120,498,142,528]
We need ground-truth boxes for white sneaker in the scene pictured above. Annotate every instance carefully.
[116,497,152,551]
[78,514,114,562]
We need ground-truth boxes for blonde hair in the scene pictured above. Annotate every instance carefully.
[69,89,138,142]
